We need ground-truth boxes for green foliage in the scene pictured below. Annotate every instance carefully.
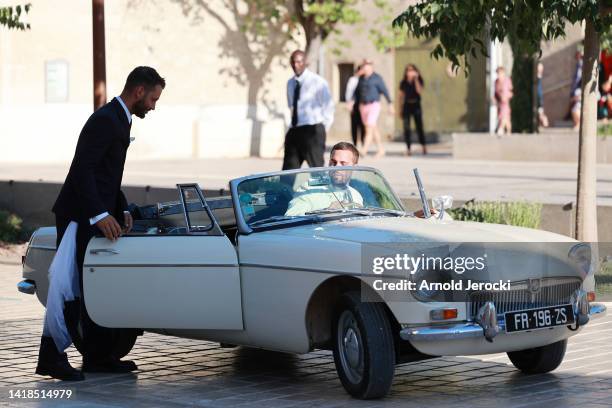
[602,25,612,52]
[449,199,542,229]
[367,0,406,52]
[0,210,23,243]
[237,0,398,55]
[300,0,398,55]
[599,123,612,136]
[306,0,361,28]
[0,4,30,30]
[393,0,612,72]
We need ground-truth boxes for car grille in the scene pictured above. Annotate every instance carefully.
[469,277,582,318]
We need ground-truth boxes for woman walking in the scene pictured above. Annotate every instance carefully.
[494,66,513,134]
[398,64,426,155]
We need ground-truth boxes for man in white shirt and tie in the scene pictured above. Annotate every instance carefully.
[283,50,335,170]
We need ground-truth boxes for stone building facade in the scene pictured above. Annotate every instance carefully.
[0,0,585,164]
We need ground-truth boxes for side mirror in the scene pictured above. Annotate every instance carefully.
[432,195,453,220]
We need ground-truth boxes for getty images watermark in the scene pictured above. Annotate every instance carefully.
[358,243,546,302]
[371,252,511,292]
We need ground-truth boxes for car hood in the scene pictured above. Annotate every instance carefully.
[260,216,584,282]
[270,216,575,244]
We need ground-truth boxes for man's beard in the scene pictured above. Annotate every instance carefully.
[330,172,350,187]
[133,99,148,118]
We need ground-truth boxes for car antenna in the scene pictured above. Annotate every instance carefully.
[413,168,431,219]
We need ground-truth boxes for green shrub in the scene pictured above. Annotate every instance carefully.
[448,199,542,229]
[599,123,612,136]
[0,210,23,243]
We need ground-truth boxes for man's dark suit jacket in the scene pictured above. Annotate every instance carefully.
[53,98,130,224]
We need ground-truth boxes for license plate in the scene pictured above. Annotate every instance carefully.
[505,304,575,333]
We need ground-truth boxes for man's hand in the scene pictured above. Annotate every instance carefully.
[95,215,122,241]
[123,211,133,234]
[414,208,438,218]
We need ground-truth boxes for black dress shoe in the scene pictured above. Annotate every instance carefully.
[35,336,84,381]
[35,359,85,381]
[82,357,137,373]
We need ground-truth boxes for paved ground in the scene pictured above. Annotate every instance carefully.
[1,255,612,408]
[2,142,612,205]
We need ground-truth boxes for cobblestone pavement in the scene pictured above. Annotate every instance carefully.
[2,260,612,407]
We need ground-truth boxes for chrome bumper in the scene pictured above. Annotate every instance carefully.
[17,280,36,295]
[400,302,607,343]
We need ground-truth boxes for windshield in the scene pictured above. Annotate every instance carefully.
[235,167,404,229]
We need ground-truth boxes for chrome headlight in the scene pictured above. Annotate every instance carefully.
[568,243,591,278]
[410,267,452,302]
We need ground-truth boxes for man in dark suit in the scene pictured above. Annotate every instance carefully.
[35,66,165,381]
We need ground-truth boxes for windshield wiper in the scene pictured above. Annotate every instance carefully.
[305,207,405,217]
[305,208,372,216]
[249,215,316,227]
[362,207,406,216]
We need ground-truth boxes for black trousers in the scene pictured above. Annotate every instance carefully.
[282,124,326,170]
[350,106,365,146]
[39,216,112,362]
[403,103,426,150]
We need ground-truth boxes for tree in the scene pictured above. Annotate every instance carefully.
[394,1,612,242]
[143,0,397,155]
[0,4,30,30]
[509,34,536,133]
[602,24,612,51]
[290,0,401,68]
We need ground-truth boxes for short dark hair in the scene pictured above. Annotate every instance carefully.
[290,49,305,62]
[330,142,360,164]
[124,66,165,92]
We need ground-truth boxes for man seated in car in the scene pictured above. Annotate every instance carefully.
[285,142,363,216]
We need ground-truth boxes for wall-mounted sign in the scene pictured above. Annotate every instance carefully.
[45,60,69,102]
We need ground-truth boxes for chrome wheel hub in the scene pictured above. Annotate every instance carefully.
[337,310,364,384]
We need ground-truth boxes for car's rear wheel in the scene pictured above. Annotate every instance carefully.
[507,339,567,374]
[65,300,139,360]
[332,291,395,399]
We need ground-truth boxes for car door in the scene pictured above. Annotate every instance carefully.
[83,184,243,330]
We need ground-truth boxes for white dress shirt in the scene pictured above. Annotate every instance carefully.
[89,96,132,225]
[287,69,334,131]
[345,75,359,103]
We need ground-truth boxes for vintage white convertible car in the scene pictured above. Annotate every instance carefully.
[19,167,606,399]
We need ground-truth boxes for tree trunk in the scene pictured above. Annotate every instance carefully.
[247,77,263,157]
[305,33,323,73]
[574,19,600,241]
[510,52,535,133]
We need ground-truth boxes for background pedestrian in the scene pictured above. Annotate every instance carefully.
[345,65,365,148]
[283,50,334,170]
[354,59,393,158]
[398,64,427,155]
[537,62,549,128]
[495,66,513,134]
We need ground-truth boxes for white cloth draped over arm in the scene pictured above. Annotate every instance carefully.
[42,221,81,352]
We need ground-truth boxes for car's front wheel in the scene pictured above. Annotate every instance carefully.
[507,339,567,374]
[332,291,395,399]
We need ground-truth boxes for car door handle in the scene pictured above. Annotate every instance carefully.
[90,248,120,255]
